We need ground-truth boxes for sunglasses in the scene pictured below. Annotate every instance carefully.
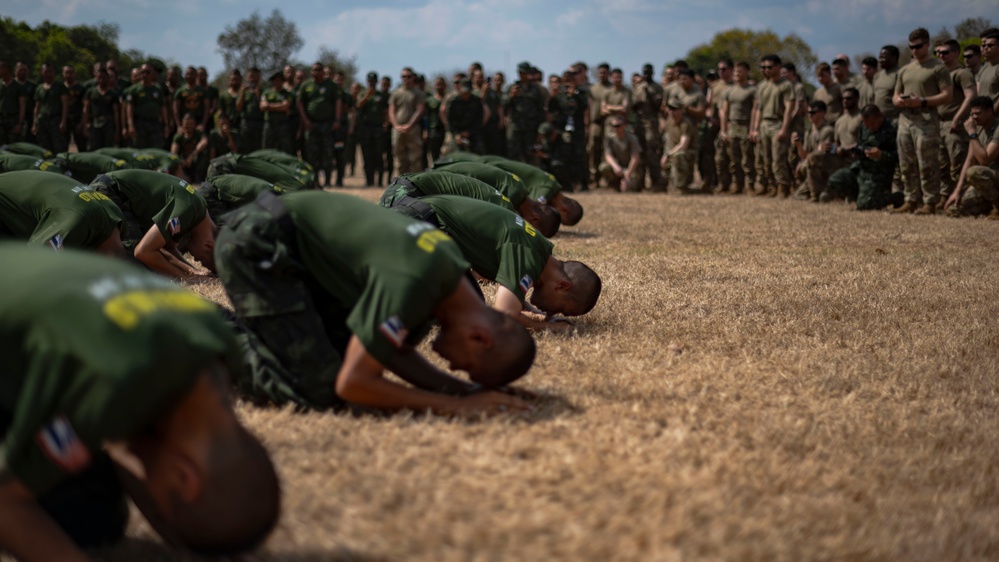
[935,49,951,56]
[807,110,822,115]
[909,42,926,51]
[842,96,857,101]
[983,43,998,49]
[759,65,774,70]
[401,74,414,79]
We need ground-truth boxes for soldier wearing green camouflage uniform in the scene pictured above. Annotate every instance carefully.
[710,61,734,192]
[32,64,69,154]
[662,101,698,193]
[631,65,665,190]
[297,63,341,185]
[828,105,899,210]
[944,96,999,218]
[216,190,535,413]
[504,62,546,165]
[82,69,120,151]
[0,244,278,559]
[719,62,756,194]
[261,72,293,155]
[891,28,954,214]
[124,65,168,149]
[792,101,836,201]
[587,64,611,184]
[0,61,28,145]
[0,171,122,252]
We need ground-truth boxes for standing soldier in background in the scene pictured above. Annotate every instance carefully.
[197,67,219,118]
[282,65,301,157]
[874,46,903,193]
[390,67,425,174]
[124,63,168,149]
[891,27,953,214]
[710,60,734,192]
[380,75,395,178]
[174,66,209,133]
[858,57,878,108]
[357,72,389,186]
[347,81,361,177]
[15,62,37,144]
[473,68,502,156]
[446,78,486,155]
[633,63,665,191]
[237,67,264,154]
[780,63,809,186]
[719,61,756,194]
[261,71,293,154]
[935,39,977,207]
[332,70,354,187]
[425,76,447,167]
[298,62,342,187]
[0,61,28,145]
[504,62,546,165]
[699,70,720,192]
[62,66,85,151]
[549,69,588,192]
[82,68,121,151]
[751,55,795,198]
[486,72,507,156]
[218,69,243,131]
[32,63,69,154]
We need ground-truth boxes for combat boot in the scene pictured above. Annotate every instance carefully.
[778,184,790,198]
[914,203,935,215]
[890,201,918,213]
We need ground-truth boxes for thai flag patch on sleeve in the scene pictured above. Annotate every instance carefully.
[36,416,91,473]
[379,315,409,347]
[167,217,182,235]
[47,234,64,250]
[519,274,534,294]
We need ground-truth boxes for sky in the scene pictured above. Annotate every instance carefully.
[4,0,995,81]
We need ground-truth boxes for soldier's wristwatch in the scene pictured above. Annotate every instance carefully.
[969,133,979,140]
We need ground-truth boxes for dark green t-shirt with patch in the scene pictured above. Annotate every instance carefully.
[0,153,67,175]
[0,244,238,494]
[379,171,516,212]
[298,79,340,122]
[34,83,68,119]
[231,153,314,190]
[202,174,282,205]
[432,160,530,208]
[85,86,120,129]
[1,142,53,159]
[57,152,130,183]
[479,156,563,204]
[99,169,206,242]
[173,84,207,123]
[94,147,180,173]
[419,195,553,303]
[0,171,122,249]
[124,84,166,121]
[282,192,469,365]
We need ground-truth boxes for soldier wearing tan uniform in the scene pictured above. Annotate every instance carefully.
[719,62,756,194]
[751,55,795,197]
[390,67,426,174]
[935,39,977,204]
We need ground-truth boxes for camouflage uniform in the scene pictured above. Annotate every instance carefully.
[356,87,389,186]
[895,58,951,206]
[828,119,898,210]
[632,79,665,189]
[503,81,546,164]
[547,84,588,189]
[937,65,975,200]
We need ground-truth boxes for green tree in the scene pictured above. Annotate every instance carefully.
[217,9,304,77]
[954,17,994,41]
[685,29,818,83]
[315,46,359,85]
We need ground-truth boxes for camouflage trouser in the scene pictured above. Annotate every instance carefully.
[714,128,732,191]
[133,118,163,150]
[698,120,718,189]
[506,127,537,166]
[382,125,394,176]
[35,115,68,154]
[634,119,664,188]
[897,114,942,206]
[598,162,642,192]
[0,114,23,145]
[358,124,384,185]
[394,127,424,174]
[938,119,968,200]
[725,126,755,192]
[262,120,293,155]
[950,166,999,216]
[801,155,838,199]
[760,120,792,188]
[216,198,346,410]
[587,122,605,181]
[829,166,895,210]
[87,125,116,151]
[304,120,334,178]
[669,150,695,191]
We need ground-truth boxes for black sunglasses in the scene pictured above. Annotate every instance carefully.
[909,42,926,51]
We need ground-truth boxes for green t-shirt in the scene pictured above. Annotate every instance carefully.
[0,79,26,115]
[0,153,67,175]
[218,89,240,124]
[432,160,530,208]
[298,79,340,122]
[99,169,206,242]
[34,82,68,119]
[65,82,85,122]
[202,174,280,204]
[240,88,264,122]
[174,84,207,123]
[124,84,166,121]
[0,171,122,249]
[479,156,563,204]
[85,86,120,129]
[57,152,130,183]
[262,88,290,124]
[94,147,180,173]
[0,244,237,494]
[379,171,516,212]
[172,130,204,159]
[1,142,52,159]
[229,153,314,190]
[282,192,469,364]
[895,58,951,123]
[209,127,241,157]
[418,195,553,303]
[356,88,388,126]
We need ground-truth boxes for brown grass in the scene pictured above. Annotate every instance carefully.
[67,174,999,561]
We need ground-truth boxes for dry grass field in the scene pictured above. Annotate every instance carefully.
[90,175,999,561]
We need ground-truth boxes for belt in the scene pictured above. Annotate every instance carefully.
[251,190,298,252]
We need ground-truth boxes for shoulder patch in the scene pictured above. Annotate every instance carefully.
[36,417,91,473]
[47,234,64,250]
[379,315,409,347]
[519,274,534,294]
[168,217,182,235]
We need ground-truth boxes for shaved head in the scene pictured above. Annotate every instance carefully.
[470,309,536,388]
[563,261,601,316]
